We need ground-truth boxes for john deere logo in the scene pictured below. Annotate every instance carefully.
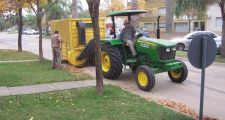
[140,43,149,48]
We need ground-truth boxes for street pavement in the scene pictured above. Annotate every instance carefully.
[0,32,225,119]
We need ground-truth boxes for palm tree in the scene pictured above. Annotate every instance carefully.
[166,0,174,33]
[173,0,225,57]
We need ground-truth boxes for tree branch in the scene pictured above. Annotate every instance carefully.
[26,0,37,16]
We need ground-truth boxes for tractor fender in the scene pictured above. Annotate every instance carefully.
[101,39,123,46]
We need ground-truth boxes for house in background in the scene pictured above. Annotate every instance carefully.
[137,0,167,32]
[207,4,222,35]
[127,0,222,34]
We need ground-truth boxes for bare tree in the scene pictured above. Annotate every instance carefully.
[86,0,104,94]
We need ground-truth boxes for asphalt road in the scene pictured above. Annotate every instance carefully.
[0,32,225,119]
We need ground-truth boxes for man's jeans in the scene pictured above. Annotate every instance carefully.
[126,40,136,55]
[52,48,61,68]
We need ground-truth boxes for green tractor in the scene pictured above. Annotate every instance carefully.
[100,10,188,91]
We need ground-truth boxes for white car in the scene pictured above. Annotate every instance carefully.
[171,31,221,51]
[23,29,39,35]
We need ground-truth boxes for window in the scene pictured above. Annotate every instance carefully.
[216,17,222,29]
[159,23,166,28]
[158,7,166,16]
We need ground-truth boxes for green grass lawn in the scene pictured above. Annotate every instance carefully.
[0,61,91,87]
[176,51,225,63]
[0,50,91,87]
[0,50,38,61]
[0,85,193,120]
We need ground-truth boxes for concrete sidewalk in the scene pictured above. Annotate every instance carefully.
[0,80,106,97]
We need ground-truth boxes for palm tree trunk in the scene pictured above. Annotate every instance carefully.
[18,7,23,52]
[72,0,78,18]
[220,16,225,57]
[166,0,174,33]
[219,0,225,57]
[130,0,138,27]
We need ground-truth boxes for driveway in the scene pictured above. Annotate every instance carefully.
[1,32,225,119]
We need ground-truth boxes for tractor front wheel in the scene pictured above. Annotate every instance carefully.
[135,65,155,91]
[101,44,123,79]
[168,61,188,83]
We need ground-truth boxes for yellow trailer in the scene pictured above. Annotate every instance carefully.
[50,18,106,66]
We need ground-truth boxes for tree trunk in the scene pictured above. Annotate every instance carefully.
[219,0,225,57]
[87,0,104,94]
[37,16,44,62]
[166,0,174,33]
[188,18,191,33]
[17,7,23,52]
[45,11,50,36]
[36,0,44,62]
[72,0,78,18]
[221,16,225,57]
[130,0,138,28]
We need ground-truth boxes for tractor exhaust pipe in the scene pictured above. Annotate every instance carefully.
[157,16,161,39]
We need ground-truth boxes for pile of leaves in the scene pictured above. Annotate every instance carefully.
[157,98,197,118]
[157,99,217,120]
[63,64,92,79]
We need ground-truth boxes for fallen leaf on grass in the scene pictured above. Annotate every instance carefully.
[29,116,34,120]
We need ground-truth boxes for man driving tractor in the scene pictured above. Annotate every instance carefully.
[120,20,137,56]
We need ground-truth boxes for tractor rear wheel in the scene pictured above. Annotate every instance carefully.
[135,65,155,91]
[101,44,123,79]
[168,60,188,83]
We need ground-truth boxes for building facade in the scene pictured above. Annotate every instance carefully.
[136,0,221,33]
[207,4,222,34]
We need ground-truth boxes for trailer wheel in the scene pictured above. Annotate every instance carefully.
[135,65,155,91]
[101,44,123,79]
[168,60,188,83]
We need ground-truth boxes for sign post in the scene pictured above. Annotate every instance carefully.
[187,34,217,120]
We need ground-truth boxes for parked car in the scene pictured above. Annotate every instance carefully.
[23,29,39,35]
[137,29,149,37]
[171,31,221,52]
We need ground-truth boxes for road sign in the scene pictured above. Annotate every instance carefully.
[187,34,217,120]
[188,34,217,69]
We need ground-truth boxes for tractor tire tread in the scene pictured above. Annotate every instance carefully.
[101,44,123,79]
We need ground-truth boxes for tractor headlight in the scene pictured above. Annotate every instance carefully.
[171,47,176,51]
[166,48,170,52]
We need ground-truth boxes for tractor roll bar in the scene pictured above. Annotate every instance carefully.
[111,16,117,38]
